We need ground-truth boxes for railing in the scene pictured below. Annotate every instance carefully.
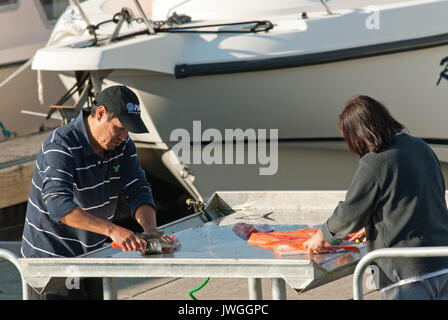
[132,0,155,34]
[0,247,32,300]
[353,246,448,300]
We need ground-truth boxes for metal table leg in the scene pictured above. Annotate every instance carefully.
[272,278,286,300]
[248,278,263,300]
[24,283,33,300]
[103,277,118,300]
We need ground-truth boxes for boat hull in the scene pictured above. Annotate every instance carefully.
[104,45,448,143]
[54,43,448,198]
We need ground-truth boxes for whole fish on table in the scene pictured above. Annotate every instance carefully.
[111,232,180,255]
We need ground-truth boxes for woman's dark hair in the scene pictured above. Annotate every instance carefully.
[338,95,405,157]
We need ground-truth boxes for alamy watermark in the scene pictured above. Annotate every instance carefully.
[365,5,380,30]
[65,265,80,290]
[170,121,278,175]
[365,264,380,290]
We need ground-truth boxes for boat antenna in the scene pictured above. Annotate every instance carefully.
[69,0,92,26]
[320,0,334,15]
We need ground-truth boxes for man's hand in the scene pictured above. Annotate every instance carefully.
[159,234,175,245]
[135,204,175,245]
[109,225,146,252]
[60,207,145,251]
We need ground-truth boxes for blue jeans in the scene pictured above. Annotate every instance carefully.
[382,272,448,300]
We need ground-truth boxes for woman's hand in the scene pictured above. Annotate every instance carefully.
[303,229,326,255]
[349,228,366,244]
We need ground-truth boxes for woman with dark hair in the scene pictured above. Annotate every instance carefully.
[304,95,448,300]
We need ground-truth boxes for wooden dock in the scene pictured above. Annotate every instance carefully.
[0,131,50,239]
[0,131,50,209]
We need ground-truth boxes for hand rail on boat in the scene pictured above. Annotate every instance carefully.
[320,0,334,15]
[132,0,156,34]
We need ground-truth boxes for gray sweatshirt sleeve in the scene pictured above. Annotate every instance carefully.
[321,160,381,245]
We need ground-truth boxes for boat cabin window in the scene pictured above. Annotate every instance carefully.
[0,0,18,11]
[38,0,70,22]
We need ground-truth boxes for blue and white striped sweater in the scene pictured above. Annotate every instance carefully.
[21,110,156,258]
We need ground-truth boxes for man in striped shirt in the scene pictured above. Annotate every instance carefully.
[21,85,170,298]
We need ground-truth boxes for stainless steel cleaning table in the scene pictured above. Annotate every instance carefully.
[0,191,366,300]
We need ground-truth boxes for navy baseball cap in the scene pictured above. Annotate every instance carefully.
[93,85,149,134]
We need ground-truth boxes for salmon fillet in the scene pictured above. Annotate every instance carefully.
[247,227,360,255]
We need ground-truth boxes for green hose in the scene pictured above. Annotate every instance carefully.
[189,277,210,300]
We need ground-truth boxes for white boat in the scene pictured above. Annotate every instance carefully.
[0,0,71,138]
[30,0,448,200]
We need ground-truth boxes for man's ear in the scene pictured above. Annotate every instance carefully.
[96,105,107,120]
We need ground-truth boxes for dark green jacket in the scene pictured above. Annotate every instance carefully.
[321,133,448,288]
